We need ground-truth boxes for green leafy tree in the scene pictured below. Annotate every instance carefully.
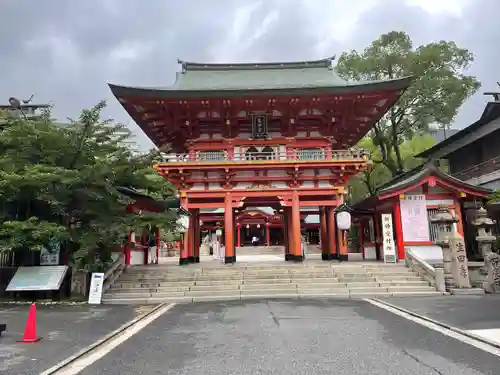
[0,101,178,270]
[336,31,480,175]
[348,134,436,202]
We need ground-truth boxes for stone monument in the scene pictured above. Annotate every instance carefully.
[430,204,457,290]
[472,207,500,293]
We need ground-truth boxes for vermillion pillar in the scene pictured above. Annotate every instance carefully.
[319,207,328,260]
[193,209,200,263]
[236,223,241,247]
[326,207,337,260]
[224,193,235,263]
[265,223,270,246]
[187,212,196,263]
[393,199,405,261]
[291,190,303,261]
[179,197,189,266]
[284,209,291,261]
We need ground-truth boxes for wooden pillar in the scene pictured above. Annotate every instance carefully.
[337,227,348,261]
[179,196,189,266]
[193,209,200,263]
[326,206,337,260]
[265,223,270,246]
[453,200,464,236]
[155,227,160,264]
[319,207,328,259]
[124,231,132,265]
[291,190,303,261]
[187,212,196,263]
[236,223,241,247]
[359,220,365,260]
[374,212,381,261]
[393,199,405,261]
[284,209,290,260]
[224,193,235,263]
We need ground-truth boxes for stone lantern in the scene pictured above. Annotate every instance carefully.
[471,207,496,258]
[429,204,457,290]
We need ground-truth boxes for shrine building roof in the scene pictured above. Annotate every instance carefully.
[109,57,413,99]
[352,162,492,211]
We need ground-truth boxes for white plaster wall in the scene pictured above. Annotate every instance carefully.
[301,169,315,177]
[301,181,314,188]
[236,133,252,139]
[318,181,332,188]
[235,182,252,189]
[208,183,222,190]
[272,182,288,188]
[267,170,286,177]
[207,171,221,178]
[235,171,255,178]
[297,131,307,137]
[426,199,454,206]
[191,172,204,179]
[318,169,332,176]
[191,183,205,190]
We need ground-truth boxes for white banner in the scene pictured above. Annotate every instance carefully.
[381,214,396,262]
[400,194,430,242]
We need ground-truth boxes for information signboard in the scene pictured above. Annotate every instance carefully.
[400,194,430,242]
[6,266,69,292]
[88,273,105,305]
[381,214,397,263]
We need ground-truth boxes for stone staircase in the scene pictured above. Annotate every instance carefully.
[102,262,444,304]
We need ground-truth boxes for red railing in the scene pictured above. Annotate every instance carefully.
[160,149,368,164]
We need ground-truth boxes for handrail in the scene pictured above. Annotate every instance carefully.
[453,154,500,180]
[161,149,368,163]
[102,253,126,294]
[405,248,445,292]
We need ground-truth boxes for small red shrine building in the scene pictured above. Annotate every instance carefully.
[109,57,413,265]
[353,163,491,262]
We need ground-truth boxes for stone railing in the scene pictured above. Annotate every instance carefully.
[102,253,126,294]
[405,248,446,292]
[160,149,368,164]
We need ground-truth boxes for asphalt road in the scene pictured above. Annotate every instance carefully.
[79,299,500,375]
[0,304,139,375]
[379,294,500,330]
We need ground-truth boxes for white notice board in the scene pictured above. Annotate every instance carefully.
[88,273,105,305]
[400,194,430,242]
[6,266,69,292]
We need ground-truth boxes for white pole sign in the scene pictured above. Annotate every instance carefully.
[381,214,396,263]
[88,273,105,305]
[399,194,430,242]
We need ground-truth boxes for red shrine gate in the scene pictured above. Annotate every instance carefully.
[109,57,412,265]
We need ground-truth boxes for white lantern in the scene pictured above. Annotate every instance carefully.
[257,224,261,228]
[336,211,351,230]
[176,215,189,233]
[215,229,222,236]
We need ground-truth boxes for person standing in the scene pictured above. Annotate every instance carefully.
[147,228,158,264]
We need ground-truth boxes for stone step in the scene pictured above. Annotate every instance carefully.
[102,289,443,305]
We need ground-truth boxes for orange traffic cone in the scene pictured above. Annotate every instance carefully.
[17,303,42,343]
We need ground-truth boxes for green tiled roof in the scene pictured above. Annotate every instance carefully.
[109,57,413,99]
[172,58,347,91]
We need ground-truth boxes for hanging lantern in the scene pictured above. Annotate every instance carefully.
[257,224,261,228]
[336,210,351,231]
[246,224,250,229]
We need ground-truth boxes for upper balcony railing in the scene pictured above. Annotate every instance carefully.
[159,149,369,164]
[453,154,500,181]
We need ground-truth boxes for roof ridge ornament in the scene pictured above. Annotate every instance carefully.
[483,82,500,102]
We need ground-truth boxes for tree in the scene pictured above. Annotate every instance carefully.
[348,134,436,202]
[336,31,480,176]
[0,101,178,271]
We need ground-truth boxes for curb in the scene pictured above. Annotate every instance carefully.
[371,298,500,350]
[40,303,169,375]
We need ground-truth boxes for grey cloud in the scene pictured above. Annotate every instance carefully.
[0,0,499,150]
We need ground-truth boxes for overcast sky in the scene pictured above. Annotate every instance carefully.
[1,0,498,150]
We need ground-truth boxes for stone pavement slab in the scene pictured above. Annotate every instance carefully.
[79,298,500,375]
[0,304,140,375]
[378,294,500,330]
